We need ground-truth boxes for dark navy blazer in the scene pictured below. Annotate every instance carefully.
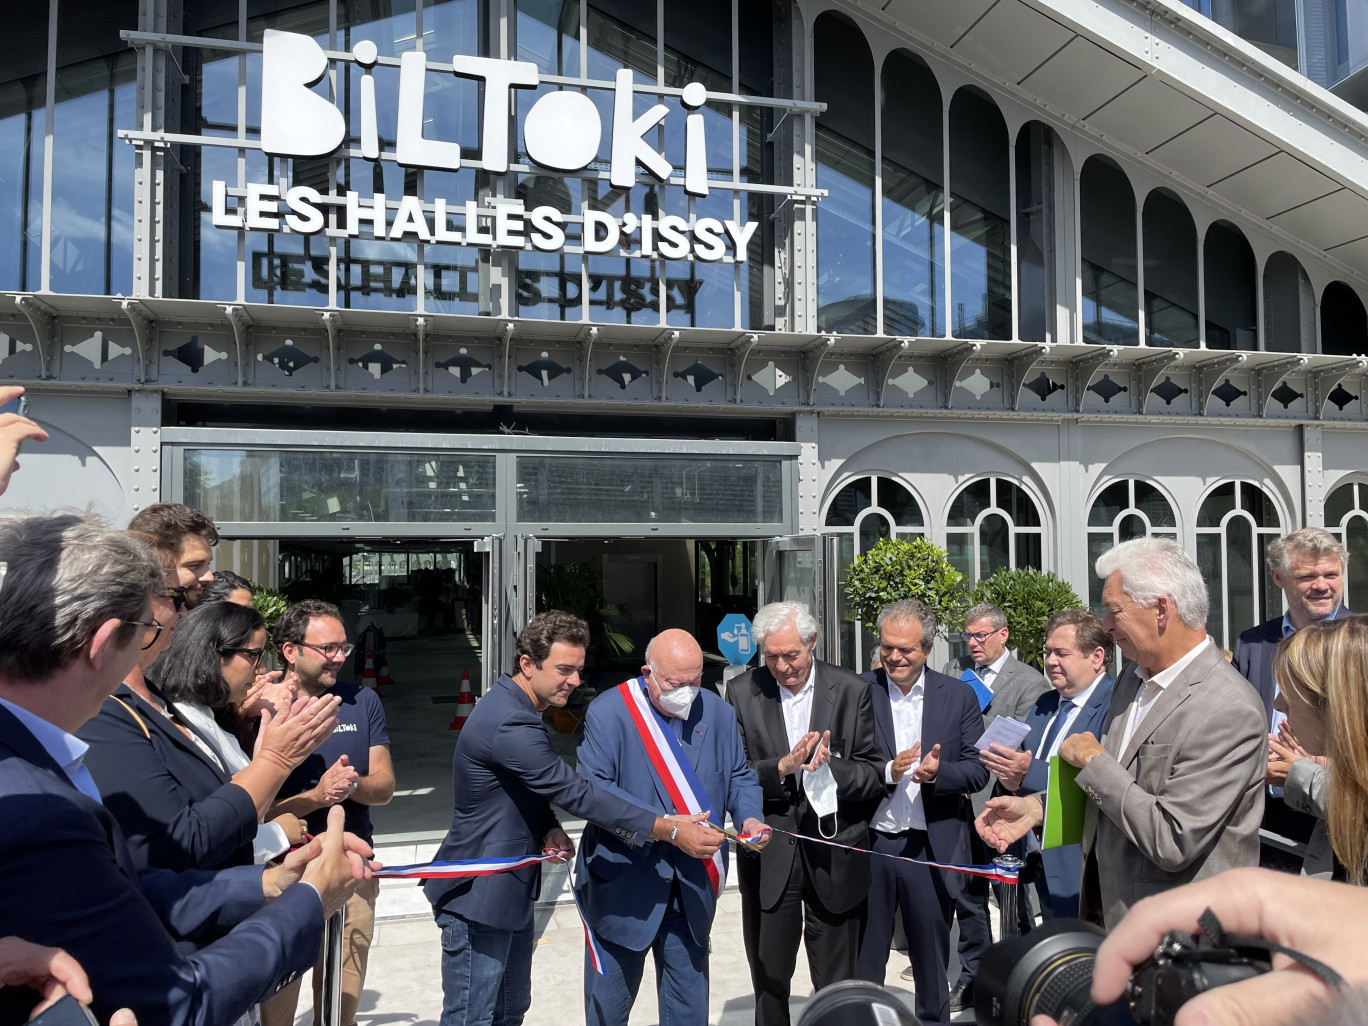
[77,684,259,871]
[424,674,658,931]
[864,667,989,891]
[0,704,322,1026]
[574,681,763,950]
[1015,674,1114,918]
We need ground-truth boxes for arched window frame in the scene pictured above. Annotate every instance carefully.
[1084,477,1180,609]
[942,475,1046,586]
[823,473,927,673]
[1194,479,1284,649]
[1325,477,1368,608]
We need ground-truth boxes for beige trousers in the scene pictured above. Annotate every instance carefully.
[260,878,380,1026]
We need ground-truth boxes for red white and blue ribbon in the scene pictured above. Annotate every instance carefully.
[617,678,727,896]
[374,851,608,975]
[731,828,1022,884]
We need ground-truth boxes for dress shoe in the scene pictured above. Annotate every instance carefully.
[949,981,975,1013]
[899,965,916,983]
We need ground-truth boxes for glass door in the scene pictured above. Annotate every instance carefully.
[759,535,834,660]
[474,535,502,696]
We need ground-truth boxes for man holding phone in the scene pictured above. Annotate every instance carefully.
[0,386,48,496]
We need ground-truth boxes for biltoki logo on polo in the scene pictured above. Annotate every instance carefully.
[209,30,757,263]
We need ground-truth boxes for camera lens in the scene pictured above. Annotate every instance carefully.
[796,981,920,1026]
[975,919,1136,1026]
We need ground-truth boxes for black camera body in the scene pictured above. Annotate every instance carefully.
[975,917,1270,1026]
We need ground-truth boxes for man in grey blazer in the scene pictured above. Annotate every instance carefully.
[942,603,1049,1009]
[977,537,1266,928]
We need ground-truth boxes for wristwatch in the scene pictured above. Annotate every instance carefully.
[669,824,679,842]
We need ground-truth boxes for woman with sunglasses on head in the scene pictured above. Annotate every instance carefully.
[80,598,340,873]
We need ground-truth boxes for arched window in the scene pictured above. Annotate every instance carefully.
[1016,121,1064,344]
[880,50,943,338]
[1142,189,1199,348]
[945,478,1043,585]
[824,475,926,672]
[1080,155,1138,346]
[1086,480,1178,608]
[1326,480,1368,607]
[1321,282,1368,357]
[1203,220,1257,350]
[949,87,1011,340]
[1263,251,1314,353]
[1195,481,1283,648]
[814,12,875,334]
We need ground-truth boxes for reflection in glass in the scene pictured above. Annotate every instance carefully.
[1320,282,1368,357]
[0,72,45,291]
[1197,532,1224,643]
[183,449,497,523]
[516,456,782,523]
[1263,251,1312,353]
[1203,220,1257,350]
[946,477,1044,585]
[1226,515,1254,640]
[980,513,1010,580]
[859,513,890,554]
[814,11,875,334]
[1196,479,1283,647]
[1198,482,1237,527]
[1347,516,1368,608]
[881,50,943,337]
[1081,156,1138,346]
[825,477,873,527]
[1142,189,1198,348]
[1017,122,1059,343]
[949,87,1011,340]
[948,478,992,527]
[877,477,925,528]
[1089,482,1127,527]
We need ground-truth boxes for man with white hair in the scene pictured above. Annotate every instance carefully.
[726,601,884,1026]
[976,537,1266,927]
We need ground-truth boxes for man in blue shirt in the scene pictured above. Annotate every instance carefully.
[262,599,395,1026]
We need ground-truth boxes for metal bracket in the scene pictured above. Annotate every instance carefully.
[1194,352,1250,416]
[14,294,58,379]
[222,305,252,388]
[730,333,762,403]
[803,335,837,406]
[1253,354,1309,416]
[939,341,984,409]
[411,316,429,393]
[498,321,517,397]
[1131,349,1183,415]
[578,325,599,399]
[656,330,681,401]
[120,298,154,384]
[318,310,340,390]
[1005,342,1054,412]
[872,338,911,409]
[1070,346,1118,413]
[1307,357,1368,419]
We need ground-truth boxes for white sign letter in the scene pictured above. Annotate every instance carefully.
[609,69,671,189]
[260,30,345,158]
[451,55,540,174]
[583,210,620,254]
[396,50,464,172]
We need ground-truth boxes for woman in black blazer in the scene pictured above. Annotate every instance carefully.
[79,598,339,872]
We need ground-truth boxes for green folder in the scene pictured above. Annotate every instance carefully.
[1042,756,1085,849]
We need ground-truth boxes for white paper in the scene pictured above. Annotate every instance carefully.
[973,715,1032,753]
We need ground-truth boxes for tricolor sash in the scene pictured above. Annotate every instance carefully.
[617,678,726,896]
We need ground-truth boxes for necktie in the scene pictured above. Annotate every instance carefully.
[1037,699,1075,760]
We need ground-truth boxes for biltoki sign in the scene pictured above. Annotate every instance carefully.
[210,30,758,263]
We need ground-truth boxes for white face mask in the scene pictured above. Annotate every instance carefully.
[804,761,839,838]
[656,684,700,718]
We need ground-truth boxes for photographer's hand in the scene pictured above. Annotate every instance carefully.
[1089,868,1365,1026]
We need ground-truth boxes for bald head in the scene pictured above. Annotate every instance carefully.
[642,629,705,719]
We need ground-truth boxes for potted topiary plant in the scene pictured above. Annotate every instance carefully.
[969,567,1083,669]
[843,537,970,639]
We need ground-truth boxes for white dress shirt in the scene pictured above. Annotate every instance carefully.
[975,650,1011,692]
[1118,637,1212,753]
[872,669,927,834]
[1034,673,1105,760]
[0,696,102,803]
[778,661,817,787]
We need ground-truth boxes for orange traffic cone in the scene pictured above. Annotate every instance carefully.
[448,669,475,730]
[378,652,395,688]
[361,646,379,691]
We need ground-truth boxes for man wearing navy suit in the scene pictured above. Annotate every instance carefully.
[0,513,369,1026]
[856,599,989,1026]
[1233,528,1350,869]
[426,611,725,1026]
[575,629,770,1026]
[979,610,1115,919]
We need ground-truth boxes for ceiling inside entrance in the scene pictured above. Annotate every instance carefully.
[874,0,1368,281]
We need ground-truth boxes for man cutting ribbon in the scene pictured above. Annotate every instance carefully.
[574,629,770,1026]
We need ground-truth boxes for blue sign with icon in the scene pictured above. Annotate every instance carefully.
[717,614,756,665]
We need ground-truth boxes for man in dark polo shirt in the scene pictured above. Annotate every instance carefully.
[260,599,395,1026]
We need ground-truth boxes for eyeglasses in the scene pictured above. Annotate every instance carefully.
[962,629,1006,643]
[221,646,266,668]
[168,586,191,612]
[127,619,164,650]
[298,641,355,660]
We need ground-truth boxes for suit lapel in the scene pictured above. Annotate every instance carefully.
[752,669,793,760]
[1115,648,1217,768]
[808,663,837,737]
[870,672,896,757]
[919,671,946,751]
[118,686,231,783]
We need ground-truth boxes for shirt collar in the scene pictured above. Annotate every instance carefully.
[889,667,926,701]
[779,661,816,701]
[1283,604,1345,638]
[982,650,1010,675]
[0,696,92,783]
[1138,637,1212,691]
[1061,672,1105,710]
